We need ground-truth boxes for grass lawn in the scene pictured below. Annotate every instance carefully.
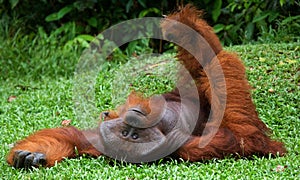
[0,38,299,179]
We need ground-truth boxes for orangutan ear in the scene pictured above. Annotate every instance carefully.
[99,110,120,121]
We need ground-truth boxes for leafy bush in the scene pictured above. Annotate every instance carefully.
[0,0,168,36]
[0,26,81,80]
[212,0,300,44]
[0,0,299,46]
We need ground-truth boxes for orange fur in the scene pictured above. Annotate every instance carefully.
[7,4,286,167]
[161,4,286,161]
[7,127,100,167]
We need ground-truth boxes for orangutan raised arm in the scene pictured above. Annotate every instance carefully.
[7,4,286,169]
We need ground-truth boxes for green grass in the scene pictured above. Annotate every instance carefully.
[0,35,299,179]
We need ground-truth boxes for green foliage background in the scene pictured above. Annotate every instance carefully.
[1,0,299,45]
[0,0,299,178]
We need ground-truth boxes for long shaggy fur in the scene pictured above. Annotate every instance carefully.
[7,4,286,167]
[161,4,286,160]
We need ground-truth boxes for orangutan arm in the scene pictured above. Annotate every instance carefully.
[7,127,101,168]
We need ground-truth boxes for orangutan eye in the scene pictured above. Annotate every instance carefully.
[122,130,129,137]
[131,133,139,140]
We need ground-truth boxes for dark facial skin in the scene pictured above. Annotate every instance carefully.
[98,101,194,163]
[10,88,200,168]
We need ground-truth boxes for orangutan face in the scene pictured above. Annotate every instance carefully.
[98,93,196,163]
